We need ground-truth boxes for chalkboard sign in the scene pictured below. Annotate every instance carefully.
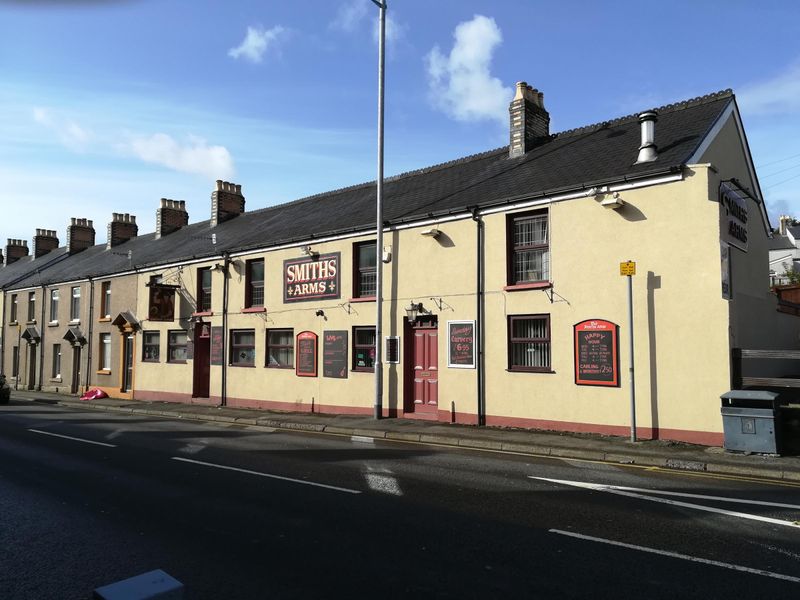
[574,319,619,387]
[210,326,223,366]
[323,330,348,378]
[296,331,318,377]
[447,320,475,368]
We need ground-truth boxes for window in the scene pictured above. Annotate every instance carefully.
[52,344,61,378]
[27,291,36,322]
[49,289,59,322]
[167,330,188,363]
[352,326,376,371]
[10,294,17,323]
[12,346,19,377]
[266,329,293,368]
[101,281,111,318]
[142,331,160,362]
[230,330,255,366]
[508,211,549,285]
[197,267,212,312]
[70,287,81,321]
[99,333,111,371]
[508,315,551,372]
[353,241,376,298]
[245,259,265,308]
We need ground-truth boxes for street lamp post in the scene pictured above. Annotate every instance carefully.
[371,0,386,420]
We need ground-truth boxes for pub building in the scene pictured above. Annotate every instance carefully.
[1,84,795,446]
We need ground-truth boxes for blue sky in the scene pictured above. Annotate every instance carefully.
[1,0,799,248]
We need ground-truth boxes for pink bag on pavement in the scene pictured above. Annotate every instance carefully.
[80,388,109,401]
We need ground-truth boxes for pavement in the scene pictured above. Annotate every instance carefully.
[7,388,800,482]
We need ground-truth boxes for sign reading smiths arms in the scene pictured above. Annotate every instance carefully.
[283,252,341,303]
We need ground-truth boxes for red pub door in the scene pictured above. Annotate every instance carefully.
[193,322,211,398]
[411,320,438,415]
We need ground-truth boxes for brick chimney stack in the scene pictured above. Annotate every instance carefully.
[211,180,245,227]
[66,218,96,254]
[4,239,29,266]
[509,81,550,158]
[156,199,189,239]
[33,229,59,258]
[106,213,138,249]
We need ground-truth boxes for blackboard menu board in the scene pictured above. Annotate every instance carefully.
[210,326,224,366]
[323,330,348,378]
[447,321,475,368]
[574,319,619,387]
[296,331,318,377]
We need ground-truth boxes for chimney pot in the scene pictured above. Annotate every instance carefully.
[635,111,659,164]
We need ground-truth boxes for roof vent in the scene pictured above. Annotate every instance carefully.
[635,111,658,164]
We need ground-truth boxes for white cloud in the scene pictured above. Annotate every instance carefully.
[32,106,92,151]
[228,25,286,64]
[331,0,368,32]
[122,133,235,180]
[739,62,800,116]
[425,15,512,124]
[373,13,404,45]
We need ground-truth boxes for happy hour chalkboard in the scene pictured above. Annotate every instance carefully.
[574,319,619,386]
[296,331,318,377]
[323,330,348,378]
[447,320,475,368]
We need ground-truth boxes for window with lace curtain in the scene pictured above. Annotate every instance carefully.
[508,315,551,372]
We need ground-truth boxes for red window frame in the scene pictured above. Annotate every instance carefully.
[506,210,550,286]
[352,241,377,299]
[197,267,212,313]
[352,326,376,372]
[245,259,265,308]
[266,328,294,368]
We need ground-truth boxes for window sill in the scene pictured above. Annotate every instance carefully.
[348,296,376,303]
[48,321,59,327]
[242,307,266,313]
[230,363,255,368]
[9,321,18,326]
[192,311,213,317]
[50,377,62,383]
[142,359,160,363]
[96,369,111,375]
[26,320,37,325]
[266,365,294,369]
[69,319,81,325]
[98,317,111,323]
[506,368,556,374]
[503,282,552,292]
[167,360,187,365]
[352,368,375,373]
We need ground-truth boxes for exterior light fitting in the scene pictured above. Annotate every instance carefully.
[405,302,424,321]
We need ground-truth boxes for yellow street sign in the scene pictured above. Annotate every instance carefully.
[620,261,636,276]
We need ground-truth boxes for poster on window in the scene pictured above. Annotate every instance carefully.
[447,321,475,368]
[296,331,318,377]
[574,319,619,387]
[323,330,348,378]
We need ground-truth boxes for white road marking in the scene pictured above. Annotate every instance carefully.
[105,429,125,440]
[178,442,207,455]
[351,435,374,444]
[171,456,361,494]
[531,477,800,529]
[29,429,117,448]
[549,529,800,584]
[364,465,403,496]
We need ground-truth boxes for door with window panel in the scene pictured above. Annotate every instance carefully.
[412,321,438,414]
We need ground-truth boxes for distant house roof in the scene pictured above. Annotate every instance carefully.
[767,235,796,251]
[2,89,737,290]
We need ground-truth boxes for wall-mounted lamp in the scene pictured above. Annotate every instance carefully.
[405,301,425,321]
[210,263,224,271]
[420,228,441,238]
[600,192,624,209]
[302,245,319,257]
[315,309,325,317]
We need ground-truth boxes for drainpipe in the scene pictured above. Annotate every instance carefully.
[38,284,46,390]
[0,289,6,378]
[220,252,230,407]
[15,321,21,390]
[471,208,485,426]
[84,279,94,392]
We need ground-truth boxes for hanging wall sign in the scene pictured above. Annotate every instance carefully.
[447,320,475,368]
[719,182,748,252]
[574,319,619,387]
[323,330,348,378]
[283,252,341,303]
[296,331,318,377]
[210,326,224,365]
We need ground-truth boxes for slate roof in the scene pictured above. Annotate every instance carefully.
[767,235,796,251]
[1,89,735,290]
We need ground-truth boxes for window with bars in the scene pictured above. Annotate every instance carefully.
[508,211,549,285]
[231,330,255,366]
[70,287,81,321]
[353,241,376,298]
[508,315,551,372]
[352,326,376,371]
[246,259,265,308]
[142,331,161,362]
[266,329,293,368]
[197,267,212,312]
[50,289,59,322]
[168,330,188,363]
[99,333,111,370]
[52,344,61,378]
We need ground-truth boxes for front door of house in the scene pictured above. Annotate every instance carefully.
[27,344,37,390]
[122,335,134,392]
[193,322,211,398]
[71,346,81,394]
[411,319,438,414]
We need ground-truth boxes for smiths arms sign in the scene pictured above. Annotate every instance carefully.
[283,252,341,303]
[719,182,748,252]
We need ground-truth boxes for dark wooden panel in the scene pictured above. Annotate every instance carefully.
[741,376,800,388]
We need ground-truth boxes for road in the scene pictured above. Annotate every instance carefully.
[0,399,798,599]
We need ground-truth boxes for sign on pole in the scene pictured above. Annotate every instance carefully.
[620,261,636,276]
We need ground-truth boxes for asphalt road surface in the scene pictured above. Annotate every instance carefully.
[0,399,798,599]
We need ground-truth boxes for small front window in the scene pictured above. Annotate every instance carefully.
[99,333,111,370]
[266,329,293,368]
[49,289,59,322]
[27,291,36,322]
[353,242,377,298]
[197,267,212,312]
[508,315,551,372]
[101,281,111,318]
[143,331,161,362]
[52,344,61,378]
[509,211,549,284]
[168,331,188,363]
[352,326,376,371]
[231,330,255,366]
[70,287,81,321]
[246,259,265,308]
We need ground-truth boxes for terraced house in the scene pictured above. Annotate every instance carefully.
[1,84,793,446]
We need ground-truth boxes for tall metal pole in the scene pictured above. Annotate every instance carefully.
[628,272,637,442]
[372,0,386,419]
